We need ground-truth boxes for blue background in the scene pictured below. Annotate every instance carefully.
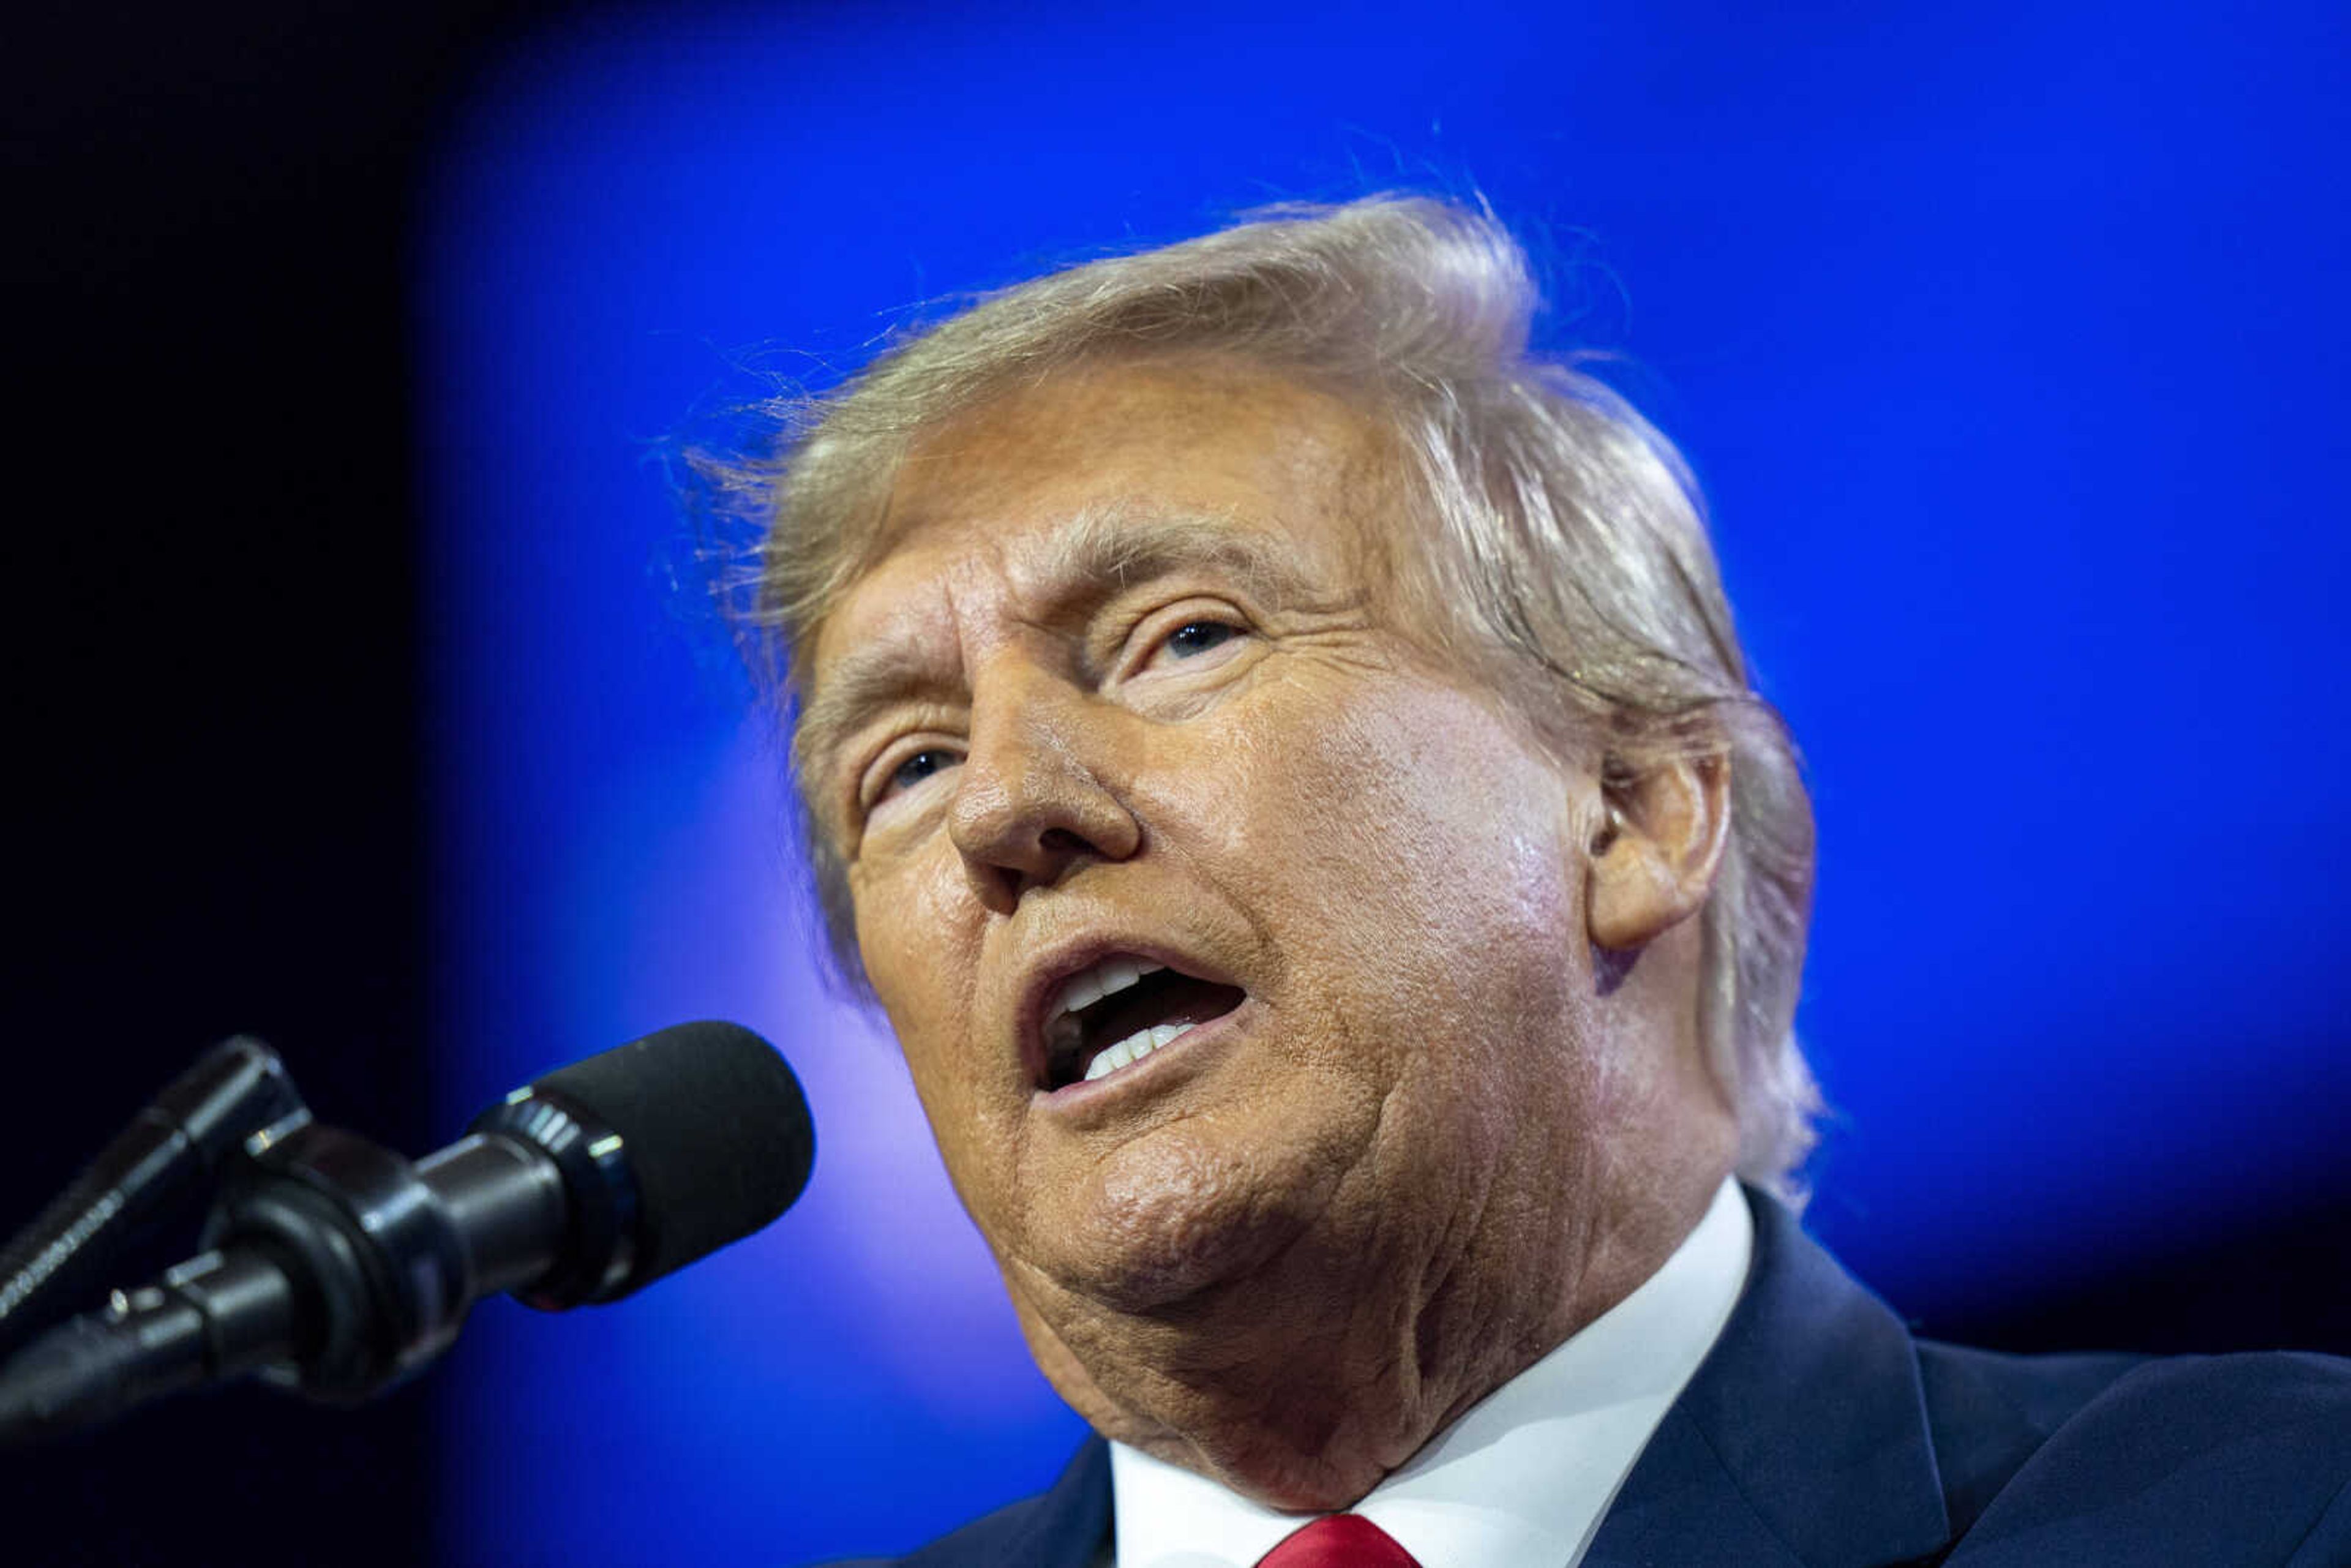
[417,2,2350,1562]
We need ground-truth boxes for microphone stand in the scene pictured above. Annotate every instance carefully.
[0,1116,523,1441]
[0,1037,308,1357]
[0,1045,631,1444]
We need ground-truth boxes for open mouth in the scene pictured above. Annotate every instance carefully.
[1040,958,1245,1091]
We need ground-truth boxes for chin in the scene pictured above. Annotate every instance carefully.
[1048,1147,1314,1315]
[1016,1095,1364,1312]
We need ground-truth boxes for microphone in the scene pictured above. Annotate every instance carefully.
[0,1035,307,1356]
[0,1021,814,1444]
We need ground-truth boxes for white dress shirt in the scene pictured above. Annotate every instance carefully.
[1108,1177,1753,1568]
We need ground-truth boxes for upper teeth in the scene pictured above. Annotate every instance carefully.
[1045,955,1165,1035]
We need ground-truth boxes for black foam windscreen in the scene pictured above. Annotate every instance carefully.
[531,1021,814,1293]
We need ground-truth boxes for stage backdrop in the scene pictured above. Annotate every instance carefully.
[418,2,2350,1563]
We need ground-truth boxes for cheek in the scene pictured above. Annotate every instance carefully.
[1138,667,1591,1126]
[1301,689,1607,1176]
[1269,681,1584,999]
[851,852,1000,1168]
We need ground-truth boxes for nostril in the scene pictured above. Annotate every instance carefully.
[1002,828,1092,901]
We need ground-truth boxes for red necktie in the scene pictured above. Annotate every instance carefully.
[1254,1514,1425,1568]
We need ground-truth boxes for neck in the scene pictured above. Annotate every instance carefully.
[1008,1155,1729,1510]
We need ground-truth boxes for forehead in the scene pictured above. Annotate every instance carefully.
[809,358,1395,673]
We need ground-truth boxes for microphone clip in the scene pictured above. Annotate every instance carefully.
[198,1117,479,1403]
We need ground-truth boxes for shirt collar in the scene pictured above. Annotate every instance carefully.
[1109,1176,1753,1568]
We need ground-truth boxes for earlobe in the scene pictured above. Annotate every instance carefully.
[1586,753,1731,951]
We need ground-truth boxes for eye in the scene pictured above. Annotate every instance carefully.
[1117,609,1254,687]
[1161,620,1239,659]
[868,746,959,810]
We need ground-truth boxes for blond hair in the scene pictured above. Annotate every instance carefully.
[696,195,1821,1195]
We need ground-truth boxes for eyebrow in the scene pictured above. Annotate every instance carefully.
[792,505,1328,791]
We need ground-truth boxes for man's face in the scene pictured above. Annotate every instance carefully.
[804,356,1720,1499]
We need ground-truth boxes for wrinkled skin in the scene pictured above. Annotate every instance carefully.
[804,356,1739,1509]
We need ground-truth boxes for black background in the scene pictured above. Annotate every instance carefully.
[3,3,2343,1564]
[6,2,558,1562]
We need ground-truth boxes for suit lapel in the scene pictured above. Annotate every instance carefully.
[1021,1438,1116,1568]
[1587,1189,1954,1568]
[903,1436,1112,1568]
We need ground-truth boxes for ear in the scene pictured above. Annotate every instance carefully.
[1586,752,1732,951]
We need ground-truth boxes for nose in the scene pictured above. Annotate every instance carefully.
[947,664,1141,911]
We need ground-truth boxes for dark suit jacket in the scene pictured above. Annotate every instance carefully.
[835,1190,2351,1566]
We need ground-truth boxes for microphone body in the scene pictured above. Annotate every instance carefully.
[0,1022,812,1444]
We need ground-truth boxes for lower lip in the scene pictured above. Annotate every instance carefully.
[1035,994,1255,1117]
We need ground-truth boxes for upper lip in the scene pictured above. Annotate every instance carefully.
[1012,930,1241,1090]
